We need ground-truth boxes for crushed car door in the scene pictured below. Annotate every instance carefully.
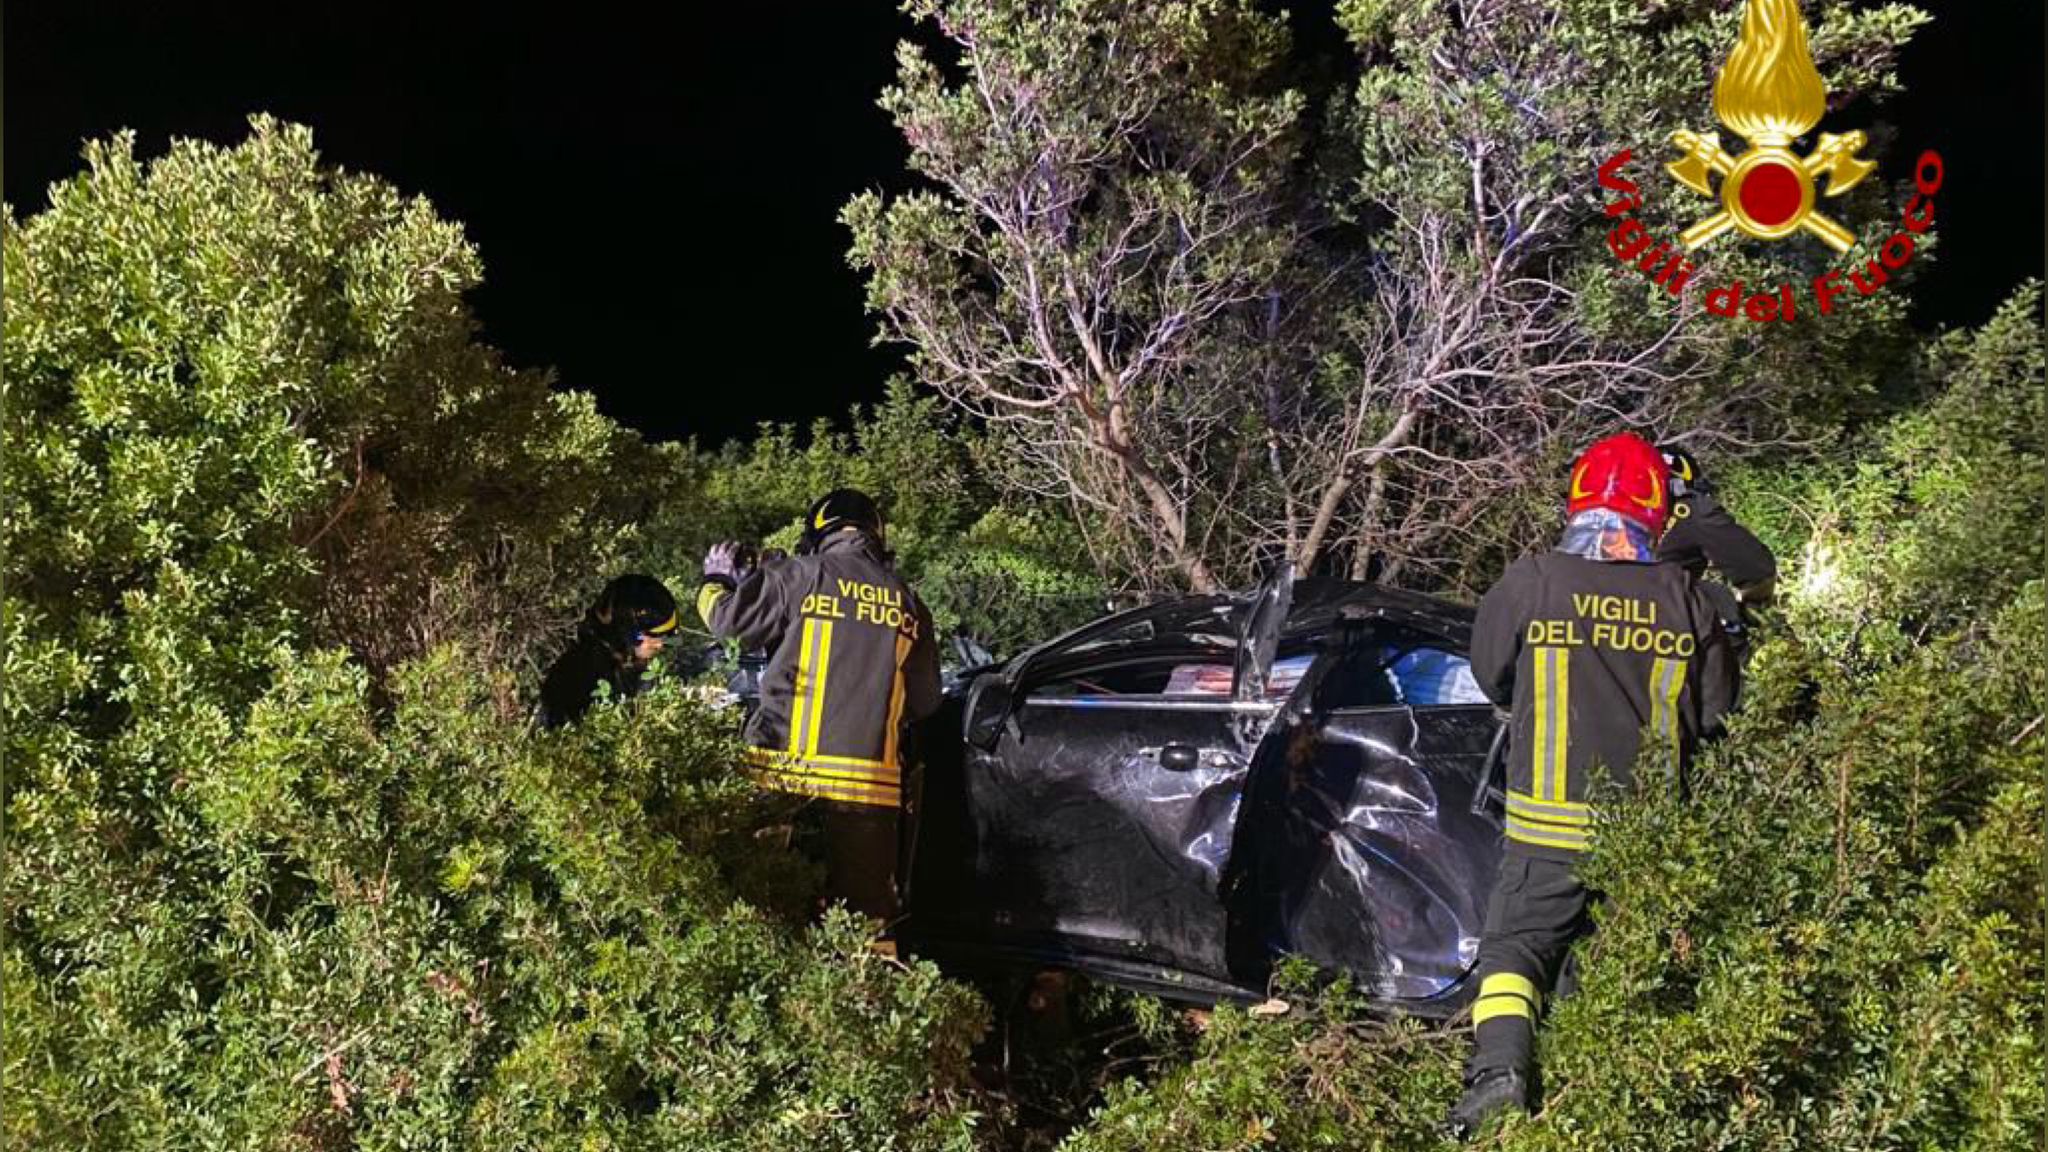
[1227,623,1504,1009]
[959,662,1267,983]
[944,574,1296,985]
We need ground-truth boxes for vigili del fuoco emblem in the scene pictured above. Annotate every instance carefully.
[1666,0,1875,252]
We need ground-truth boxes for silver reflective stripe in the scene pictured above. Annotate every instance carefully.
[1550,645,1570,802]
[1650,656,1686,746]
[1532,646,1570,802]
[1532,648,1554,800]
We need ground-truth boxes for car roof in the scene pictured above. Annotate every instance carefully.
[1282,579,1475,643]
[1010,579,1475,678]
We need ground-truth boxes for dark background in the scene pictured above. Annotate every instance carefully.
[8,2,2041,445]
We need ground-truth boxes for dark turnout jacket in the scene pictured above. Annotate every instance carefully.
[1657,492,1778,601]
[537,627,647,729]
[698,531,940,809]
[1470,552,1736,860]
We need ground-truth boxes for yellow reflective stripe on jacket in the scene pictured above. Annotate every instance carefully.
[696,583,728,628]
[743,746,900,781]
[804,619,835,757]
[1551,644,1571,802]
[788,618,817,757]
[1531,646,1571,801]
[1532,648,1552,800]
[751,771,897,808]
[745,747,900,786]
[763,761,901,787]
[1506,813,1591,852]
[1506,790,1591,826]
[1472,972,1542,1024]
[791,751,900,771]
[882,631,913,770]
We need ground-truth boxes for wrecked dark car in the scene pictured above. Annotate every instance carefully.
[902,575,1509,1016]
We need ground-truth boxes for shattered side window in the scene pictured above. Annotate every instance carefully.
[1032,660,1184,697]
[1317,641,1487,709]
[1388,647,1487,705]
[1162,654,1312,699]
[1030,653,1312,700]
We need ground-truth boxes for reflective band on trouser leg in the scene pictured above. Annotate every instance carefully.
[1472,972,1542,1025]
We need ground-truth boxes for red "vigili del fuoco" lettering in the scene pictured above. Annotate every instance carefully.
[1595,148,1943,323]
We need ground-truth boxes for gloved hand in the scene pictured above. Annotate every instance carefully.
[702,541,744,586]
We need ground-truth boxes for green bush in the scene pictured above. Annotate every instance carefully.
[6,646,992,1149]
[3,121,991,1150]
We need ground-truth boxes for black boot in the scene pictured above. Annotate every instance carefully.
[1447,1067,1531,1140]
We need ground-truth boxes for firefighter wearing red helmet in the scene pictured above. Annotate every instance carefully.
[1449,433,1737,1137]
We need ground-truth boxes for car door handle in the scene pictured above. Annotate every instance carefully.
[1155,744,1247,772]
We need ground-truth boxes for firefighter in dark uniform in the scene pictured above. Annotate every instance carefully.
[697,489,941,925]
[1655,444,1778,659]
[1449,433,1738,1136]
[536,574,681,728]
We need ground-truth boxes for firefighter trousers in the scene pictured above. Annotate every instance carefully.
[796,799,901,927]
[1466,852,1601,1078]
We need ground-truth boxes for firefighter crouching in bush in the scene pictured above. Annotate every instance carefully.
[1449,433,1738,1137]
[698,489,940,928]
[536,574,681,729]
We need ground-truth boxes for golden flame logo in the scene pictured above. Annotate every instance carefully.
[1666,0,1874,252]
[1715,0,1826,145]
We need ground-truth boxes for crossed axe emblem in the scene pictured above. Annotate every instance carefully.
[1666,128,1875,253]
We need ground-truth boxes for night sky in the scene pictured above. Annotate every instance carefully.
[8,2,2042,446]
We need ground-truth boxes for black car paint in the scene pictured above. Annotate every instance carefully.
[903,579,1508,1015]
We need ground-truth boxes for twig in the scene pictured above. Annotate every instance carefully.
[302,436,369,550]
[289,1029,375,1086]
[2008,715,2043,747]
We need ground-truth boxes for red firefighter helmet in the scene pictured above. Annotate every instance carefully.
[1567,433,1673,534]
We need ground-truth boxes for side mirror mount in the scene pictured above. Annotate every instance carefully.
[965,677,1013,751]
